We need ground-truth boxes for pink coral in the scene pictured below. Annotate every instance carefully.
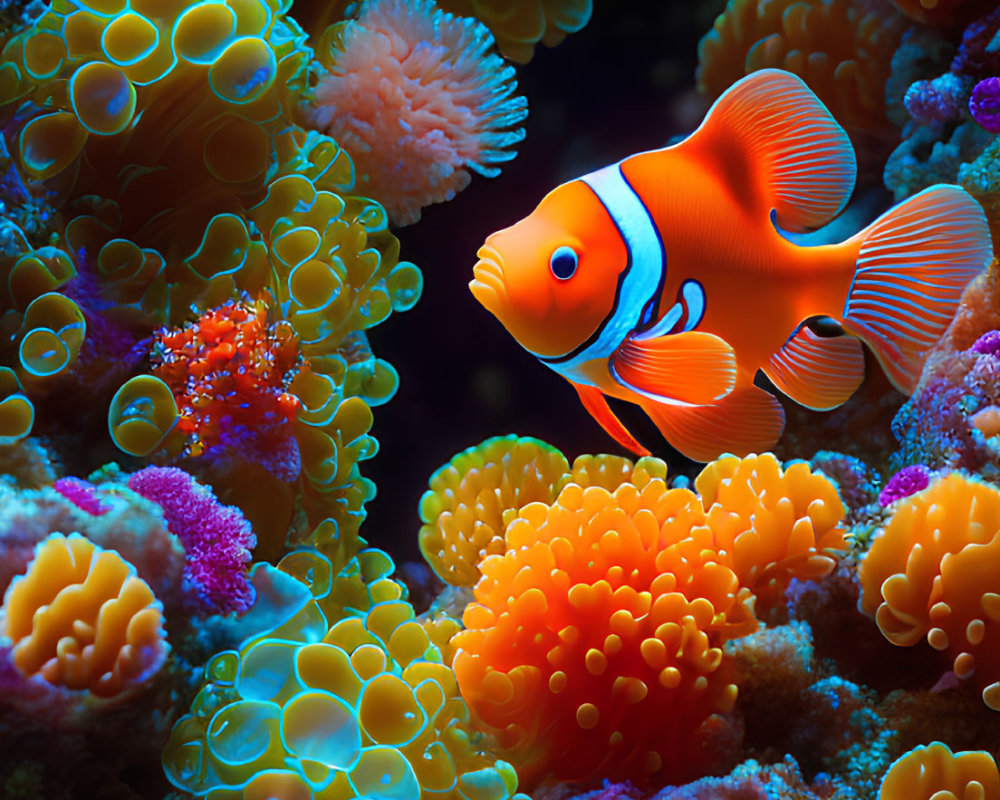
[53,477,109,516]
[306,0,528,225]
[127,467,255,617]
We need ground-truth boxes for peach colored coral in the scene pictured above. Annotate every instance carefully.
[859,474,1000,710]
[306,0,528,225]
[695,453,849,609]
[3,532,168,697]
[878,742,1000,800]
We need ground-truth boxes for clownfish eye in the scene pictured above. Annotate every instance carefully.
[549,245,578,280]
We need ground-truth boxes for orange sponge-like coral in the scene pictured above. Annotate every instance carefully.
[306,0,528,225]
[697,0,906,139]
[452,473,756,785]
[878,742,1000,800]
[3,532,168,697]
[859,473,1000,710]
[696,453,849,610]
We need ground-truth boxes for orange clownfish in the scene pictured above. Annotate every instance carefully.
[470,69,993,462]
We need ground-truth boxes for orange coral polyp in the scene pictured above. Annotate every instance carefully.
[878,742,1000,800]
[860,474,1000,710]
[151,297,303,460]
[453,477,750,785]
[3,532,168,697]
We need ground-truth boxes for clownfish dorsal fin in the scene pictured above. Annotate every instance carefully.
[612,331,737,405]
[572,382,650,457]
[763,326,864,410]
[687,68,856,232]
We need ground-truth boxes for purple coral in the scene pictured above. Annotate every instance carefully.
[880,464,931,506]
[905,74,969,123]
[970,77,1000,133]
[53,477,108,516]
[127,467,256,616]
[971,329,1000,355]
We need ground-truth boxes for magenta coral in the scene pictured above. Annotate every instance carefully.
[879,464,931,506]
[306,0,528,225]
[53,477,109,516]
[970,77,1000,133]
[127,467,255,617]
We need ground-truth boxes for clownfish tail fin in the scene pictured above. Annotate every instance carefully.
[842,185,991,394]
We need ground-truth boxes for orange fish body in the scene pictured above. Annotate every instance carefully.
[471,69,992,461]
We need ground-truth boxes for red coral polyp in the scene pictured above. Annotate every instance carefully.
[151,298,303,479]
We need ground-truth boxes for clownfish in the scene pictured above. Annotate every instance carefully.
[469,69,993,462]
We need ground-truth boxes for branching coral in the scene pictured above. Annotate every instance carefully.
[696,0,906,141]
[163,546,529,800]
[305,0,529,225]
[436,0,592,63]
[2,532,168,697]
[878,742,1000,799]
[859,473,1000,710]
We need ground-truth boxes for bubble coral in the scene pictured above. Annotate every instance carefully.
[306,0,529,225]
[859,473,1000,710]
[2,532,168,697]
[878,742,1000,800]
[163,546,529,800]
[127,466,256,618]
[696,0,906,141]
[435,0,593,63]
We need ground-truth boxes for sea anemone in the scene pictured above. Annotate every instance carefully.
[305,0,528,225]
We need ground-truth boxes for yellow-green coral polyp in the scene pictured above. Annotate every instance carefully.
[0,368,34,445]
[69,62,137,135]
[108,375,179,456]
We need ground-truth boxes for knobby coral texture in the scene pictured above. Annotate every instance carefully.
[0,1,1000,799]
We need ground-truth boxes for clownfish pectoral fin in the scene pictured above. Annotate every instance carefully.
[842,185,991,395]
[612,331,737,405]
[572,382,651,457]
[639,384,785,463]
[690,69,856,232]
[763,326,864,410]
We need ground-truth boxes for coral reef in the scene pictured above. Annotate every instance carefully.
[2,532,168,697]
[305,0,529,225]
[163,546,530,800]
[451,451,846,787]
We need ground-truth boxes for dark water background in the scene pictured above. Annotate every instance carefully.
[366,3,726,561]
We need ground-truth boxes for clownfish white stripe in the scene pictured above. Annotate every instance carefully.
[537,161,664,384]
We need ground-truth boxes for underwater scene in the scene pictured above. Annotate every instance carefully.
[7,0,1000,797]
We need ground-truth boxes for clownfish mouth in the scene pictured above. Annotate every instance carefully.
[470,244,508,319]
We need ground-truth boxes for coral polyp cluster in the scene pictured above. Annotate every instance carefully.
[879,742,1000,799]
[149,297,303,472]
[2,532,168,697]
[450,449,847,786]
[860,473,1000,710]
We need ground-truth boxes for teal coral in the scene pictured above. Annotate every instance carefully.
[163,546,529,800]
